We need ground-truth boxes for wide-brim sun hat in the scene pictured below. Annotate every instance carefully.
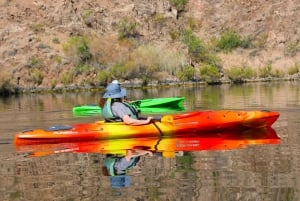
[103,83,126,98]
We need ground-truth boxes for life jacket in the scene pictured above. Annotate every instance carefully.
[105,156,140,176]
[101,98,139,122]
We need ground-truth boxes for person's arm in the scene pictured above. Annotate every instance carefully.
[124,149,153,161]
[122,115,153,125]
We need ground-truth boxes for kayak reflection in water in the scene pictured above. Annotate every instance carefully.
[99,80,153,125]
[102,149,153,188]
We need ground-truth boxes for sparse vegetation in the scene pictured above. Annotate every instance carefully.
[258,63,273,78]
[225,66,255,83]
[60,72,73,85]
[288,63,299,75]
[177,65,195,81]
[28,23,45,33]
[216,30,251,52]
[169,0,188,12]
[30,69,43,85]
[62,36,92,65]
[284,40,300,57]
[117,18,139,39]
[200,64,222,83]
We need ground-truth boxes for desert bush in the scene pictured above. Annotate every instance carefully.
[181,30,207,62]
[131,45,162,78]
[225,66,255,83]
[177,65,195,81]
[284,40,300,57]
[272,68,286,78]
[75,63,91,76]
[199,64,222,83]
[62,36,92,65]
[117,18,138,39]
[169,29,180,41]
[29,69,43,85]
[252,32,268,49]
[152,13,168,29]
[60,71,73,85]
[258,64,272,78]
[288,63,299,75]
[181,29,220,66]
[26,56,43,68]
[28,23,45,33]
[169,0,188,12]
[96,70,112,85]
[110,63,128,79]
[216,30,251,52]
[89,34,133,66]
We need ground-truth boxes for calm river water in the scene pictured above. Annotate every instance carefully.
[0,81,299,201]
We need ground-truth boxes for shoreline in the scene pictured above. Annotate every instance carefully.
[2,76,299,97]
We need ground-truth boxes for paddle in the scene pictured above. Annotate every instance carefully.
[130,100,142,107]
[152,115,174,123]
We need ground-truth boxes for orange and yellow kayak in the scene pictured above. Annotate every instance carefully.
[15,127,280,158]
[14,110,280,146]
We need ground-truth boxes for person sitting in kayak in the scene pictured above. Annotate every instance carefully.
[100,82,153,125]
[102,149,153,188]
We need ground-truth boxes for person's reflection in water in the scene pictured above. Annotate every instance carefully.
[102,149,153,188]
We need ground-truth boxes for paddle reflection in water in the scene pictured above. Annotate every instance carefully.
[14,128,280,188]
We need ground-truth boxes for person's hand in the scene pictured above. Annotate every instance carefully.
[146,116,153,123]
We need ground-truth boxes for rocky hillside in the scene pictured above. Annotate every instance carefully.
[0,0,299,91]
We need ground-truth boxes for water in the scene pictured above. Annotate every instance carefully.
[0,81,299,201]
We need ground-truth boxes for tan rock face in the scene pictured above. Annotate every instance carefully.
[0,0,299,88]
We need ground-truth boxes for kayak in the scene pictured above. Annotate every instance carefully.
[72,96,185,115]
[14,110,280,145]
[15,127,280,158]
[74,105,185,116]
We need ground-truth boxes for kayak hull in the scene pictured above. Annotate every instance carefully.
[14,110,280,145]
[15,127,280,158]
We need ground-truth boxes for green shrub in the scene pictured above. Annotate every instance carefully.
[30,69,43,85]
[176,65,195,81]
[96,70,112,84]
[110,63,128,79]
[53,55,62,64]
[75,63,90,75]
[62,36,91,64]
[225,66,254,83]
[27,56,43,68]
[60,72,73,85]
[117,18,138,39]
[181,30,207,62]
[169,0,188,12]
[258,64,272,78]
[200,64,222,83]
[288,63,299,75]
[216,30,243,52]
[169,29,180,41]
